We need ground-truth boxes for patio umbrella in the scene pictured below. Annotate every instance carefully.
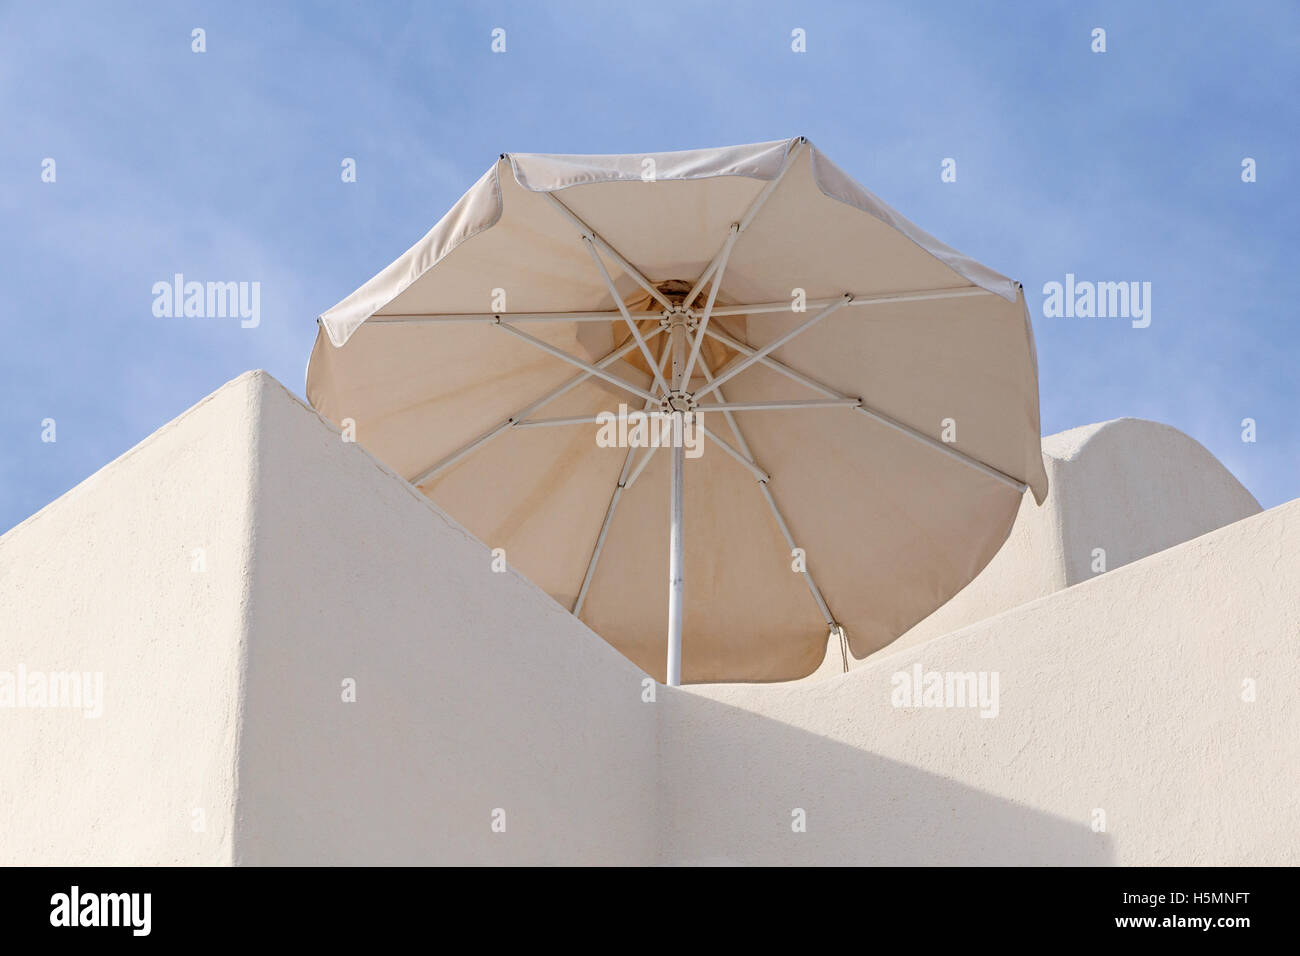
[306,137,1048,685]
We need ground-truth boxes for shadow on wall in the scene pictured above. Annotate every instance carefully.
[657,689,1114,866]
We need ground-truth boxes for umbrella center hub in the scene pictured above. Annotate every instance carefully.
[662,392,696,415]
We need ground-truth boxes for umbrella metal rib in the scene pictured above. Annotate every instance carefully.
[362,285,990,326]
[511,415,605,428]
[515,400,860,425]
[700,285,993,318]
[368,310,663,325]
[693,399,862,413]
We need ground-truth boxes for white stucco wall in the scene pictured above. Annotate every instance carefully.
[2,371,1294,866]
[232,373,658,865]
[664,498,1299,865]
[0,377,259,864]
[0,372,658,865]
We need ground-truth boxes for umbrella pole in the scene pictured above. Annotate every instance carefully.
[666,317,687,686]
[667,439,684,686]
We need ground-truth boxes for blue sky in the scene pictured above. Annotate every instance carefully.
[2,0,1297,533]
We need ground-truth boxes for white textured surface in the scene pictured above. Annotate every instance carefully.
[0,376,259,864]
[232,373,658,864]
[668,497,1299,864]
[2,372,1294,865]
[0,371,658,865]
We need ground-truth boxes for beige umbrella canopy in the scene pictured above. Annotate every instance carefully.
[306,136,1048,684]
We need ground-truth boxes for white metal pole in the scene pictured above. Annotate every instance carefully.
[667,436,684,687]
[666,318,688,686]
